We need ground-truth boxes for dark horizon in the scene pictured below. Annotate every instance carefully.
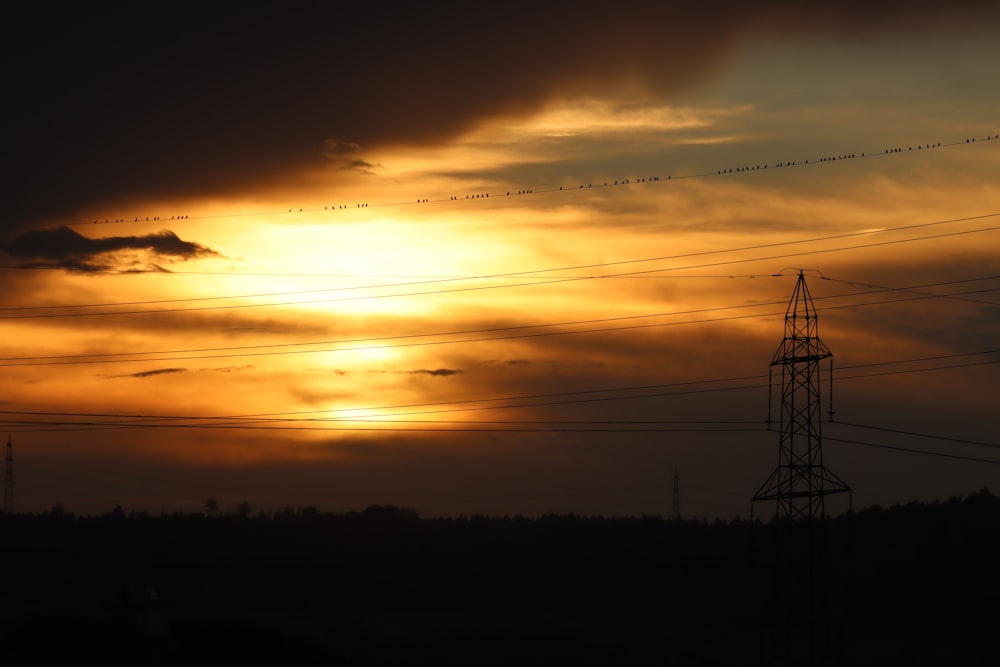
[2,489,997,665]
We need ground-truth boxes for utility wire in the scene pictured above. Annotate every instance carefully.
[10,133,994,232]
[833,421,1000,450]
[826,437,1000,466]
[243,348,1000,420]
[0,299,790,363]
[2,352,996,426]
[3,350,997,429]
[816,273,1000,307]
[3,218,998,322]
[0,420,768,434]
[2,283,998,367]
[3,211,998,292]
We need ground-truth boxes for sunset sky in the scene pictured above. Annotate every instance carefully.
[3,2,999,518]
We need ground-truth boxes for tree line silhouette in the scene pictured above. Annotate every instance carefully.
[1,491,996,665]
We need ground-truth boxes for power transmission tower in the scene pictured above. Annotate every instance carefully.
[671,466,680,521]
[752,271,851,666]
[3,435,12,514]
[753,271,850,519]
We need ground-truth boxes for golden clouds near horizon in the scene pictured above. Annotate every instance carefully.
[4,88,1000,516]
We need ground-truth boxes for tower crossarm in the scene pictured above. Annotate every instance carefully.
[754,271,850,521]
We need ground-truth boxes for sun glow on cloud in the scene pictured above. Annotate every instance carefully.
[5,12,1000,517]
[504,100,754,137]
[364,101,756,185]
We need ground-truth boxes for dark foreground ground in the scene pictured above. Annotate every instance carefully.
[1,491,997,666]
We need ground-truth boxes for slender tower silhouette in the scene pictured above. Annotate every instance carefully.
[753,271,849,520]
[3,435,12,514]
[672,466,681,521]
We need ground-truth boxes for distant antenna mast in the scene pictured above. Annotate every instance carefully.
[3,435,12,514]
[672,466,681,521]
[753,271,849,520]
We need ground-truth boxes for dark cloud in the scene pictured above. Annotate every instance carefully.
[321,140,379,175]
[107,366,251,380]
[357,368,463,378]
[0,226,219,271]
[127,368,187,379]
[5,1,996,228]
[408,368,462,377]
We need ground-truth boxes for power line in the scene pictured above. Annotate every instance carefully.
[833,421,1000,450]
[2,349,997,431]
[0,309,784,367]
[4,346,993,424]
[3,215,998,322]
[306,358,999,422]
[0,300,785,363]
[0,271,722,311]
[819,272,1000,307]
[0,383,769,430]
[0,420,767,434]
[4,212,999,287]
[2,282,998,368]
[836,358,1000,381]
[818,287,1000,314]
[9,133,995,233]
[255,351,1000,421]
[826,437,1000,466]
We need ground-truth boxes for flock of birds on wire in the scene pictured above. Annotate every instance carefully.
[87,134,997,226]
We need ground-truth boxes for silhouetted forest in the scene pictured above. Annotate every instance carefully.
[1,490,997,666]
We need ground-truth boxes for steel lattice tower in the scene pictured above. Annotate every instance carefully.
[753,271,849,520]
[3,435,12,514]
